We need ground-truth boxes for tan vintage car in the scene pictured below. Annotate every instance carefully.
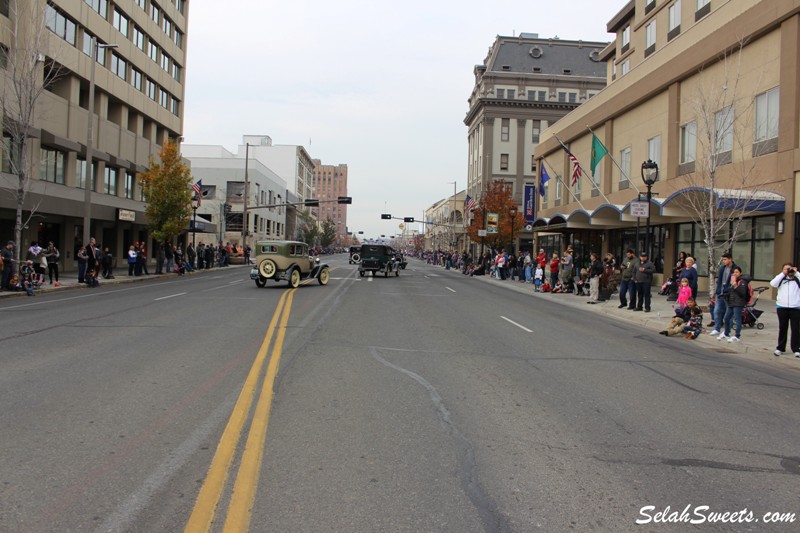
[249,240,330,288]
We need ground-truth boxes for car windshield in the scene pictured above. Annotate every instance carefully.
[361,245,392,257]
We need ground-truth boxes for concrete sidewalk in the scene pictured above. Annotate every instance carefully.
[0,264,247,299]
[422,260,800,369]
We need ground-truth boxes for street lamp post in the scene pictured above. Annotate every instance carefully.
[640,160,659,258]
[82,38,118,247]
[508,205,518,253]
[242,142,250,253]
[191,197,198,249]
[448,181,456,251]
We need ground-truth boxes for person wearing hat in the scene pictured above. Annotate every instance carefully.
[633,251,656,312]
[1,240,15,290]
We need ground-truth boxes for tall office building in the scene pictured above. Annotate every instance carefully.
[0,0,187,267]
[465,33,607,252]
[312,159,348,244]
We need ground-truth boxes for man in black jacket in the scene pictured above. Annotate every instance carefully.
[633,251,656,312]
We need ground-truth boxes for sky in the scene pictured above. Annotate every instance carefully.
[182,0,626,240]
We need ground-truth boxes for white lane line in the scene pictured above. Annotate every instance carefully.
[155,292,186,301]
[367,277,373,282]
[228,279,244,285]
[445,287,456,293]
[500,315,533,333]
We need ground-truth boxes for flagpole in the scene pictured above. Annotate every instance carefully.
[542,159,587,211]
[586,126,643,195]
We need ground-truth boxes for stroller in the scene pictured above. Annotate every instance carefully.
[743,286,769,330]
[659,277,675,296]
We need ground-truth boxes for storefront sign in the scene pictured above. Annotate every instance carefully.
[524,184,536,222]
[118,209,136,222]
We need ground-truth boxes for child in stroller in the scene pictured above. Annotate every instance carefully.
[743,286,768,330]
[575,268,590,296]
[174,257,185,275]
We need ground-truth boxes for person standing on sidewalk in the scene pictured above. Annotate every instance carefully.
[45,241,60,285]
[77,245,88,284]
[710,253,737,335]
[718,266,749,343]
[587,252,603,303]
[1,240,15,290]
[770,263,800,357]
[618,249,638,309]
[633,251,655,312]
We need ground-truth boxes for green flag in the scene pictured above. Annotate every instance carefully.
[590,134,609,175]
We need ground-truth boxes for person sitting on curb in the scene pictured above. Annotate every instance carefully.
[659,297,697,336]
[683,305,704,339]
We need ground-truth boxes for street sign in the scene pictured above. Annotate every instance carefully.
[478,229,487,237]
[630,201,649,218]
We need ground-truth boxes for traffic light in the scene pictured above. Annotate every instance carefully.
[403,217,415,223]
[358,231,364,234]
[381,214,391,220]
[381,234,385,237]
[303,199,320,207]
[337,196,352,204]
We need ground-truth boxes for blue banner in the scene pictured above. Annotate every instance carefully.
[524,184,536,222]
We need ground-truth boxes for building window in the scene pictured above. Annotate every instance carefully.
[174,30,183,48]
[135,0,145,9]
[176,0,185,14]
[95,42,107,66]
[171,97,180,116]
[163,16,172,37]
[714,106,734,154]
[645,0,656,14]
[104,166,117,195]
[76,158,95,191]
[146,79,157,100]
[500,154,509,171]
[113,8,128,37]
[160,52,170,72]
[645,20,657,56]
[45,6,77,45]
[82,31,94,56]
[125,172,135,199]
[696,0,711,19]
[40,147,65,184]
[85,0,108,18]
[501,118,509,142]
[131,67,143,90]
[754,87,779,142]
[132,26,144,50]
[507,89,515,99]
[648,136,661,167]
[0,0,8,17]
[150,2,160,24]
[621,25,631,53]
[532,120,541,143]
[527,90,535,100]
[621,60,630,75]
[669,0,682,33]
[538,90,546,101]
[0,45,7,69]
[568,93,577,103]
[619,147,631,188]
[172,62,181,82]
[148,41,158,62]
[111,53,127,80]
[496,88,505,99]
[159,88,169,109]
[680,121,697,163]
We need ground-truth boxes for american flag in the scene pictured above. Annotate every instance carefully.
[464,194,476,213]
[557,139,582,187]
[192,180,202,206]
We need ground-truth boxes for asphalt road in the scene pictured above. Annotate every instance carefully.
[1,256,799,532]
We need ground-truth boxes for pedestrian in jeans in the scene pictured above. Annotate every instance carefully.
[549,253,560,290]
[633,251,655,312]
[710,253,737,335]
[770,262,800,357]
[618,249,638,309]
[718,266,749,343]
[45,241,59,285]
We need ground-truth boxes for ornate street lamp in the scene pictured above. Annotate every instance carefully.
[640,159,659,258]
[508,204,518,253]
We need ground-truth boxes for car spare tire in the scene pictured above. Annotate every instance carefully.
[259,259,277,278]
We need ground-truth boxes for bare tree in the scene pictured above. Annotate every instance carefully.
[674,40,781,299]
[0,1,61,266]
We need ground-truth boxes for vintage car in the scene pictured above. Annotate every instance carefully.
[358,244,400,277]
[249,240,330,288]
[348,246,361,264]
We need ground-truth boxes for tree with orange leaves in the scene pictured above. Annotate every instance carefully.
[466,181,524,251]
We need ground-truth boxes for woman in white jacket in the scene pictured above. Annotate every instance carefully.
[770,262,800,357]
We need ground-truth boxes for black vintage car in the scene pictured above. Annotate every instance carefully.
[358,244,400,277]
[348,246,361,264]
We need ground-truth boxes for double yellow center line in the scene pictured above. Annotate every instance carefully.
[185,289,296,533]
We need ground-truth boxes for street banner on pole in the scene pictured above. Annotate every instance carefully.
[524,184,536,222]
[486,213,498,234]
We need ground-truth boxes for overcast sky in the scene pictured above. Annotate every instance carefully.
[183,0,625,239]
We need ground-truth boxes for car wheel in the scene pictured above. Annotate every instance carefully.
[259,259,277,279]
[351,253,360,263]
[255,277,266,288]
[288,268,301,288]
[318,267,330,285]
